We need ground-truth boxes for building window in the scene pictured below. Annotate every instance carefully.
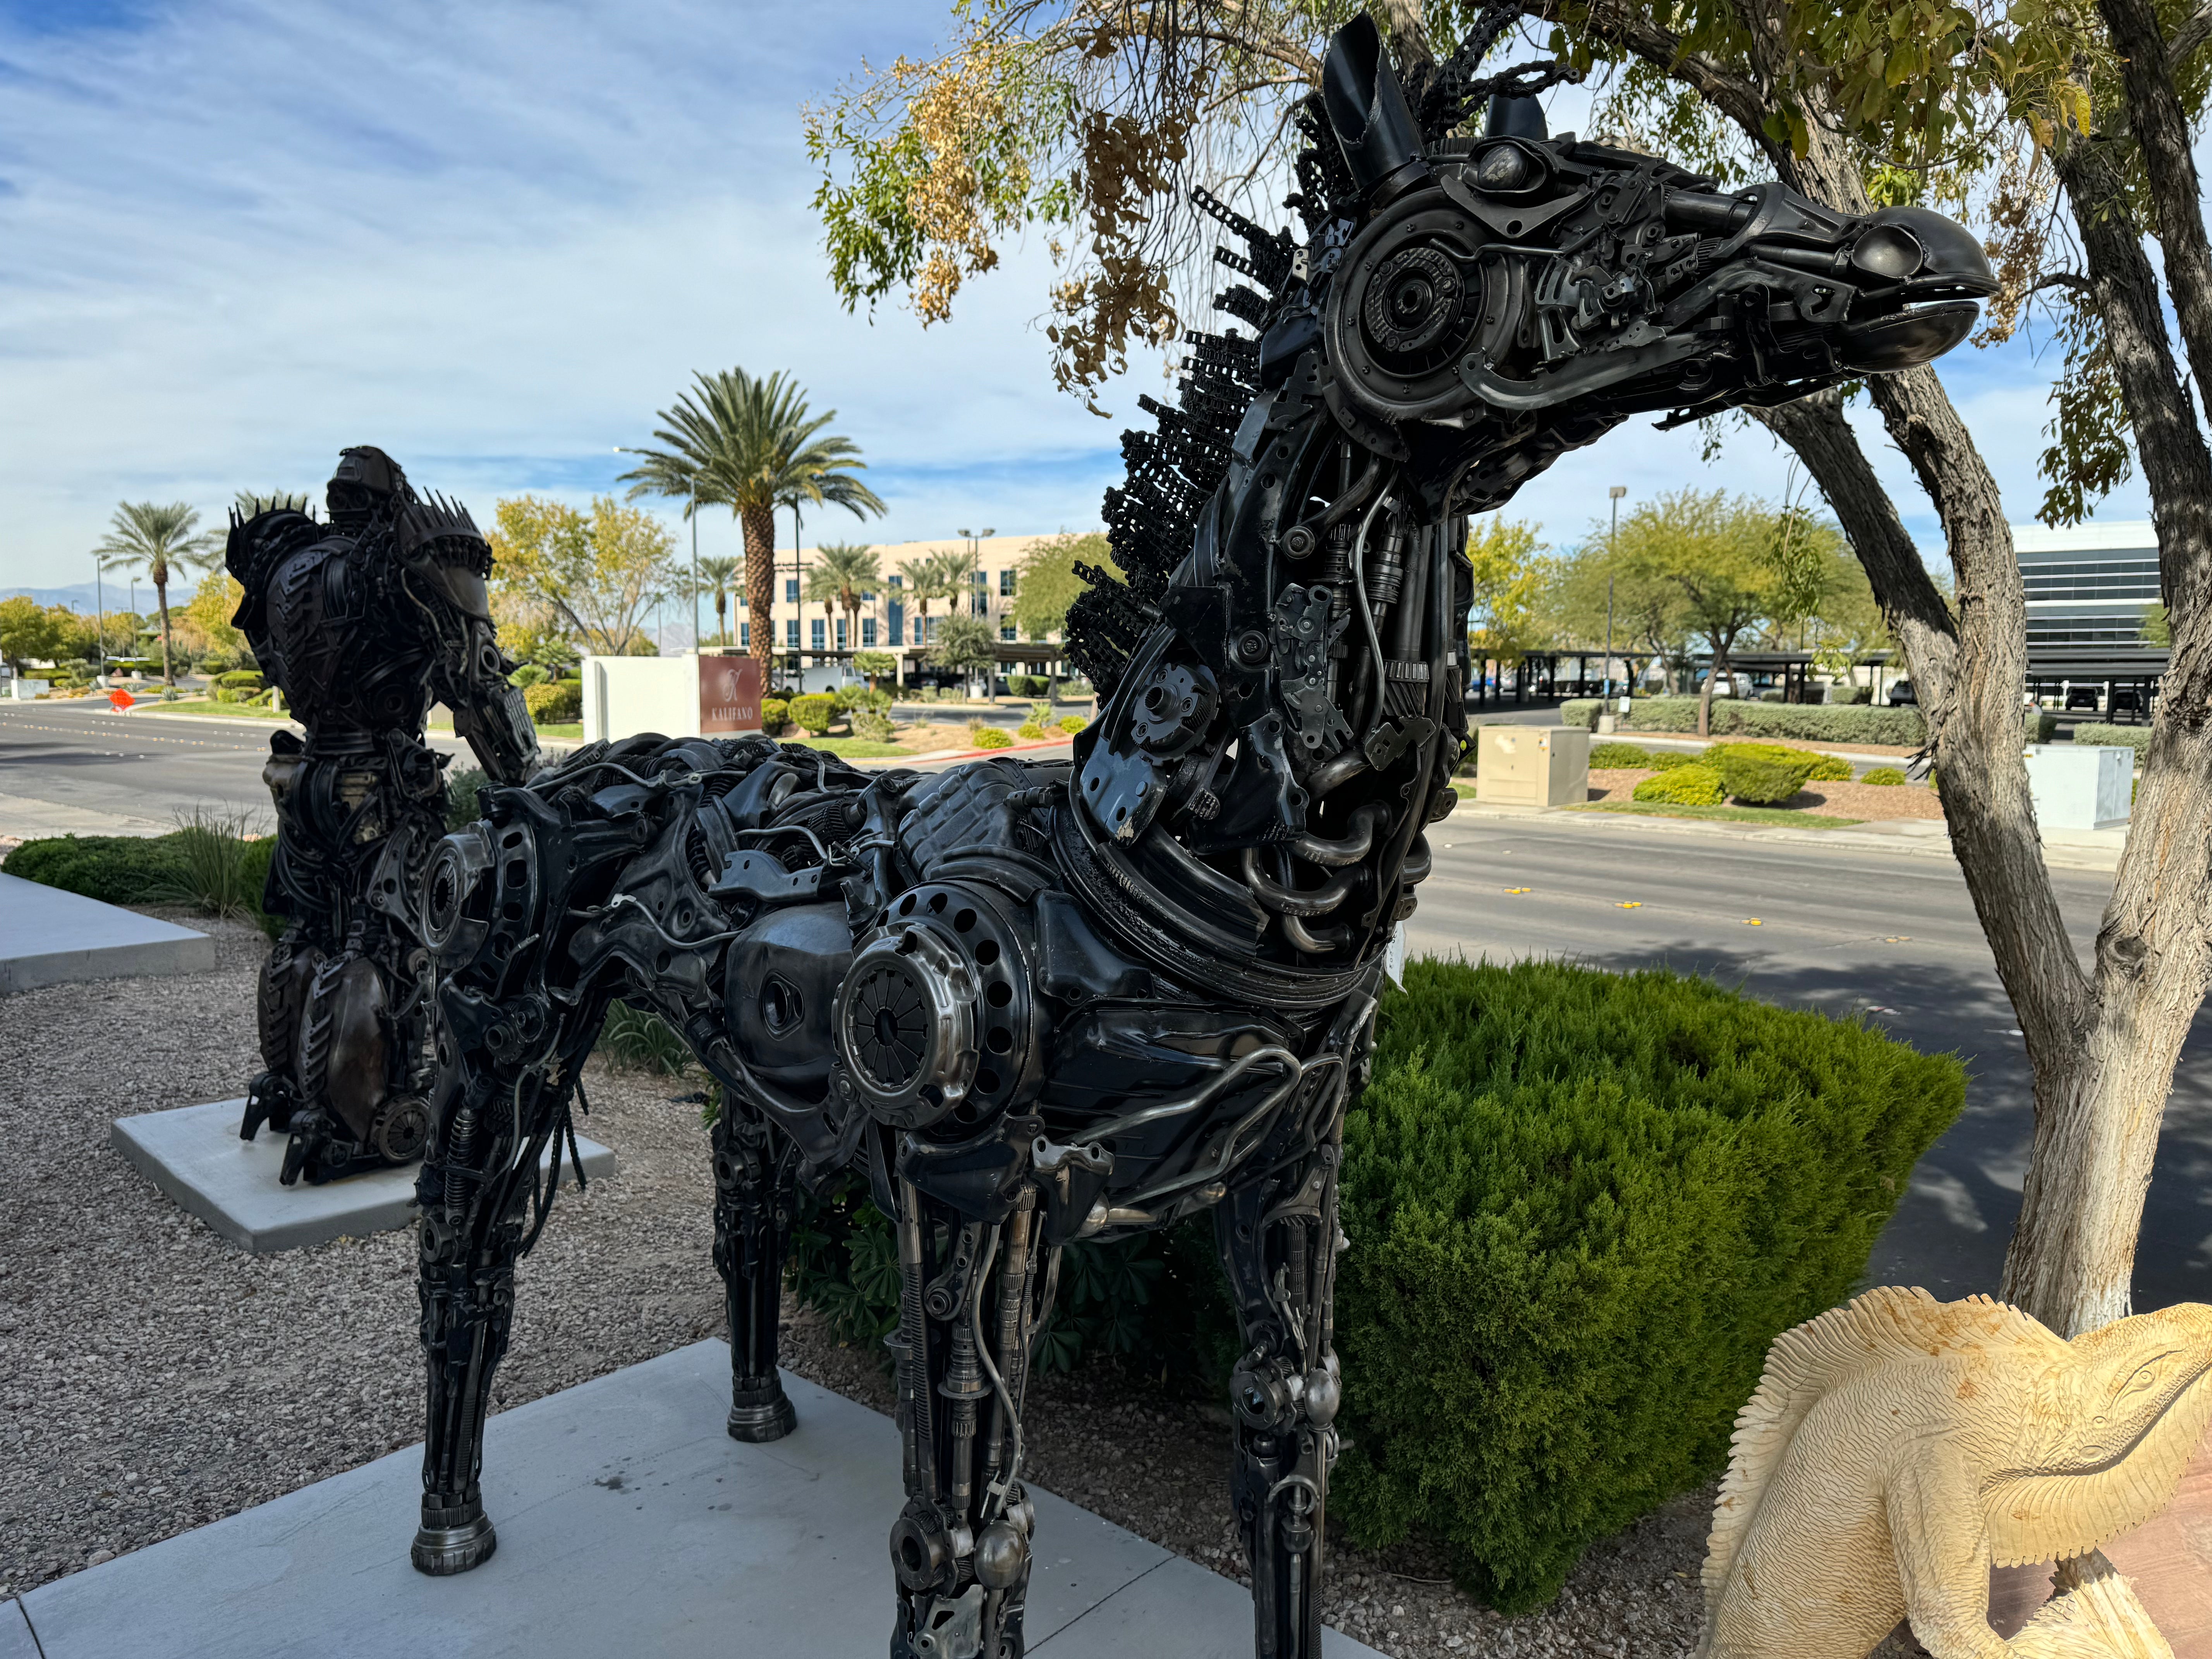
[886,602,902,642]
[785,619,799,648]
[811,618,826,650]
[1000,622,1016,641]
[785,578,800,605]
[861,618,877,646]
[999,568,1016,596]
[836,618,848,650]
[926,616,941,644]
[739,621,750,647]
[888,573,902,589]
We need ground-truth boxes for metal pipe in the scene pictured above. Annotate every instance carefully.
[1282,913,1352,953]
[1285,802,1387,867]
[1240,848,1352,916]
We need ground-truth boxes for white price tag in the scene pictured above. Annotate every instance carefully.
[1385,920,1407,988]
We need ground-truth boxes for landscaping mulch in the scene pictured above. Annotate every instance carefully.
[0,909,1714,1656]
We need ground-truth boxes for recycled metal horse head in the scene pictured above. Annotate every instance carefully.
[402,16,1992,1659]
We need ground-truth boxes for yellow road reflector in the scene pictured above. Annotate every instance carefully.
[1744,918,1763,926]
[1881,935,1913,943]
[1616,900,1642,909]
[1504,886,1530,894]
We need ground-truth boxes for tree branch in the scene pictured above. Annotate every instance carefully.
[1508,0,1776,164]
[2167,0,2212,66]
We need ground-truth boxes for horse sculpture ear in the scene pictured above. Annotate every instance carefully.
[1322,14,1429,202]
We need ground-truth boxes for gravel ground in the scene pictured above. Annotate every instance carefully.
[0,906,1726,1656]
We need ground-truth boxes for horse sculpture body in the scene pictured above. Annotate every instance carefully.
[227,449,539,1185]
[404,16,1992,1656]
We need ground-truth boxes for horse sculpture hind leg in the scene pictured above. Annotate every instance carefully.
[713,1091,801,1443]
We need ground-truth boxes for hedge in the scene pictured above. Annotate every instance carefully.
[2073,722,2151,760]
[5,826,282,939]
[523,680,581,724]
[1330,959,1962,1609]
[1564,697,1929,745]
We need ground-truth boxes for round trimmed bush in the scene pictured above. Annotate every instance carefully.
[1861,766,1907,786]
[1802,751,1853,782]
[1016,723,1051,740]
[1333,958,1965,1609]
[1058,714,1089,734]
[1707,744,1816,804]
[1645,750,1695,771]
[1632,764,1724,805]
[523,679,581,724]
[969,724,1015,749]
[789,693,838,735]
[759,696,789,734]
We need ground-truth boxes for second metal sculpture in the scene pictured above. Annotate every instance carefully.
[228,450,539,1184]
[404,14,1993,1657]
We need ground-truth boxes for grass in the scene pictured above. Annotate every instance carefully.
[774,735,923,758]
[137,698,295,721]
[1567,801,1864,828]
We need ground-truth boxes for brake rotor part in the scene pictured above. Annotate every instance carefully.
[1126,661,1217,758]
[840,923,976,1131]
[1326,196,1501,422]
[371,1096,431,1164]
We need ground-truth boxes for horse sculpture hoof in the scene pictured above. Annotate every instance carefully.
[726,1389,797,1443]
[411,1504,498,1575]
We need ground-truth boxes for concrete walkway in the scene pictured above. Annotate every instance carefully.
[8,1341,1381,1659]
[0,873,212,993]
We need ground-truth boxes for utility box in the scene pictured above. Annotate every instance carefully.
[9,678,48,701]
[1475,725,1590,807]
[2025,743,2133,831]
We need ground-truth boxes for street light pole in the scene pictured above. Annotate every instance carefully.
[690,492,700,653]
[1606,486,1626,708]
[93,552,106,683]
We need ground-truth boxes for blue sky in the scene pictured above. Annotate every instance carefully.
[0,0,2147,591]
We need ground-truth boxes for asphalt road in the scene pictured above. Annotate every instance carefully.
[6,697,2205,1311]
[1408,810,2212,1313]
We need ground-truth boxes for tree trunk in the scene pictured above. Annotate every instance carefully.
[1997,126,2212,1336]
[740,505,776,679]
[155,570,173,686]
[1697,661,1715,736]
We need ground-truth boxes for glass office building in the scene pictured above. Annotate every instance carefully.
[2014,519,2162,649]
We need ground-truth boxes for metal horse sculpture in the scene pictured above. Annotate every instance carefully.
[227,449,539,1185]
[403,15,1992,1657]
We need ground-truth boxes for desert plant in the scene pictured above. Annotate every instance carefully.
[149,808,263,920]
[852,708,896,741]
[1861,767,1907,787]
[597,1001,690,1075]
[790,693,838,735]
[969,724,1014,749]
[1631,765,1724,806]
[508,663,549,689]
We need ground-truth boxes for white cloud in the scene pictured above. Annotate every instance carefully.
[0,0,2137,591]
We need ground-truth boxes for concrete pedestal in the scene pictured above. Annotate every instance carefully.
[0,873,213,993]
[110,1098,615,1253]
[10,1341,1382,1659]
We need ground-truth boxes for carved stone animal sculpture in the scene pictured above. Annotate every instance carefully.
[1696,1287,2212,1659]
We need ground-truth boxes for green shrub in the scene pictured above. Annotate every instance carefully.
[1588,742,1654,769]
[790,693,838,734]
[852,708,896,742]
[760,696,789,734]
[1006,673,1051,697]
[445,764,491,828]
[2073,722,2151,759]
[217,669,264,691]
[1331,959,1965,1610]
[508,663,548,689]
[1604,696,1927,745]
[969,724,1015,749]
[524,680,581,724]
[1559,699,1602,730]
[1058,714,1089,734]
[597,1000,689,1075]
[1645,750,1695,771]
[1715,746,1817,805]
[1016,723,1051,740]
[1861,766,1907,786]
[4,819,280,937]
[1632,765,1724,805]
[2027,710,2059,742]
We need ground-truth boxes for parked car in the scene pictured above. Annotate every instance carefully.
[1887,679,1918,706]
[2064,685,2102,711]
[2109,685,2143,714]
[1696,671,1752,699]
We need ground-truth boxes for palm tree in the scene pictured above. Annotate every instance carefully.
[693,555,742,645]
[896,549,968,653]
[94,502,218,685]
[809,542,881,662]
[618,368,884,677]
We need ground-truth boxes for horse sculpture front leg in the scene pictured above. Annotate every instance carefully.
[713,1091,801,1443]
